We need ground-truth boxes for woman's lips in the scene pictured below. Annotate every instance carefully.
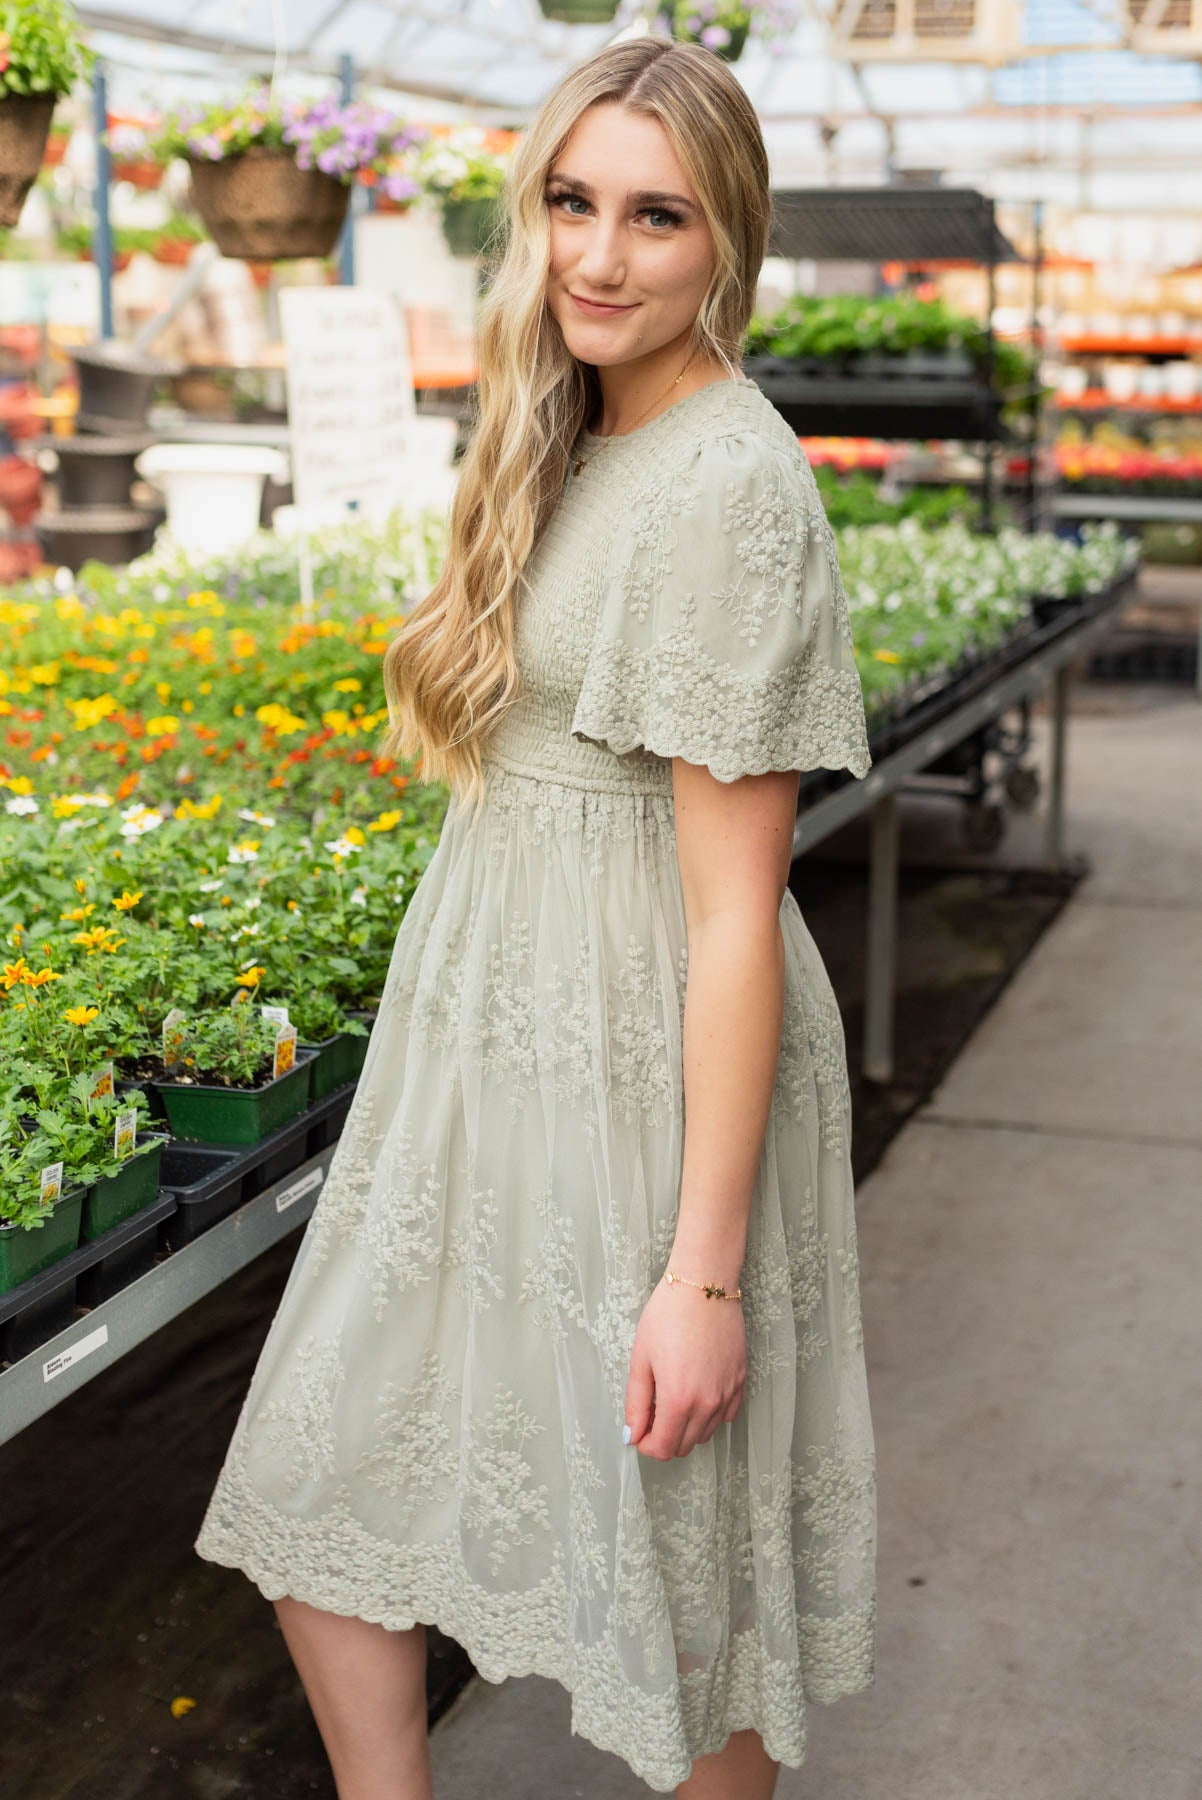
[571,293,638,316]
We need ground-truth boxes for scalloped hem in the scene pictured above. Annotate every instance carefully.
[196,1471,875,1793]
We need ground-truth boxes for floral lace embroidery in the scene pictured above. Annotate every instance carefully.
[257,1332,344,1492]
[445,1171,505,1311]
[518,1183,590,1344]
[462,1383,553,1576]
[356,1349,461,1521]
[608,934,675,1129]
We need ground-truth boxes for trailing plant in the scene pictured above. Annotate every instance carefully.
[0,0,94,97]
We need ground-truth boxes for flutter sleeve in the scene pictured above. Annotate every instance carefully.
[570,426,872,784]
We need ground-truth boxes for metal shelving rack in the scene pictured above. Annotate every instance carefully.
[756,185,1042,533]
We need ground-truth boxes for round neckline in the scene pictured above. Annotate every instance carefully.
[577,371,753,447]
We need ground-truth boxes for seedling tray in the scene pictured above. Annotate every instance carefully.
[0,1192,177,1363]
[158,1079,360,1249]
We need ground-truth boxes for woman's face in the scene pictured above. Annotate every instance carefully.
[543,101,716,372]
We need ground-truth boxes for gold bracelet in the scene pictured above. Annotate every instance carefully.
[662,1268,743,1301]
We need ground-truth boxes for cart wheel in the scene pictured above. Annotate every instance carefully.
[961,799,1006,852]
[1004,764,1041,811]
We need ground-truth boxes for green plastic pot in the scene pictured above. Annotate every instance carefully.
[80,1137,167,1242]
[150,1050,315,1146]
[538,0,618,17]
[297,1032,345,1101]
[441,195,504,260]
[299,1025,373,1098]
[0,1182,86,1294]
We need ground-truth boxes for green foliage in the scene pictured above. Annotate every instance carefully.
[0,0,94,98]
[170,1002,282,1088]
[743,292,1039,393]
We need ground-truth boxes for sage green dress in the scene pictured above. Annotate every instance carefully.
[195,373,877,1792]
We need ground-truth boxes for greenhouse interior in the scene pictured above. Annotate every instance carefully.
[0,1,1198,1797]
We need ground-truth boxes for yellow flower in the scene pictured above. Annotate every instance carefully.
[155,681,172,703]
[175,795,223,821]
[145,715,179,736]
[344,826,366,847]
[52,796,88,818]
[332,678,361,693]
[170,1696,196,1719]
[235,965,265,989]
[873,649,902,665]
[73,926,125,955]
[64,1005,99,1027]
[23,967,62,987]
[1,774,33,796]
[2,958,29,990]
[74,877,88,895]
[112,891,143,912]
[367,810,402,833]
[60,904,95,922]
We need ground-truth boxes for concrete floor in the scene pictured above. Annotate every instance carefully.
[427,690,1202,1799]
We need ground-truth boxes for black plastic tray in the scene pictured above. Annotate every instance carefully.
[0,1192,178,1364]
[158,1079,360,1249]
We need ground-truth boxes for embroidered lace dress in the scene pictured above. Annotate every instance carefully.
[194,372,878,1792]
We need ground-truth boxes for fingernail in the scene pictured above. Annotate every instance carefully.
[621,1423,632,1445]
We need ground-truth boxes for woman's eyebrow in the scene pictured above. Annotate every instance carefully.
[546,172,697,211]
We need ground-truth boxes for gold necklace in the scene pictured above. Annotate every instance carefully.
[572,348,698,478]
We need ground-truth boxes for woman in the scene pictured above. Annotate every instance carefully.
[196,36,877,1799]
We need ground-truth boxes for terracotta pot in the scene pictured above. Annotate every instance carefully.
[112,159,163,190]
[247,260,274,289]
[372,194,417,215]
[152,237,195,267]
[42,130,70,168]
[0,454,42,525]
[187,147,350,261]
[0,93,57,229]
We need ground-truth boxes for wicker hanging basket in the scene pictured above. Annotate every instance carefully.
[187,146,350,261]
[0,93,57,229]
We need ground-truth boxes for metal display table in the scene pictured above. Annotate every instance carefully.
[793,575,1136,1082]
[0,579,1135,1440]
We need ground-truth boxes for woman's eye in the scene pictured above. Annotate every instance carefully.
[643,208,681,231]
[548,191,587,215]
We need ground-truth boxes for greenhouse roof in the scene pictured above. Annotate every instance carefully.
[78,1,1202,214]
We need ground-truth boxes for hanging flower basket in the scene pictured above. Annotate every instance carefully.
[187,147,350,261]
[0,94,57,229]
[0,0,94,227]
[441,194,504,260]
[538,0,620,19]
[144,89,430,264]
[681,16,749,58]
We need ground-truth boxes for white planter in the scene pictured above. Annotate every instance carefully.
[136,444,290,554]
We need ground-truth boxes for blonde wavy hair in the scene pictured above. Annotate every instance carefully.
[379,35,772,816]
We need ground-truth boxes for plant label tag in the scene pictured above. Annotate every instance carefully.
[261,1004,290,1029]
[114,1109,138,1162]
[39,1161,64,1206]
[273,1022,298,1080]
[89,1061,115,1103]
[162,1008,186,1067]
[44,1323,109,1384]
[275,1164,325,1214]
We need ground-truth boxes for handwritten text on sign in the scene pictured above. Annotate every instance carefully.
[280,289,415,516]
